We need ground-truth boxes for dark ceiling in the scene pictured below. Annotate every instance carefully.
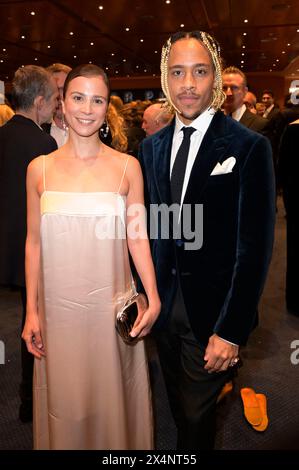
[0,0,299,83]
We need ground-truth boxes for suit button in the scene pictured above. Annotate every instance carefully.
[171,268,176,275]
[175,239,184,247]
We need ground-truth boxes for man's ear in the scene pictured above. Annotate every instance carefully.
[34,95,44,110]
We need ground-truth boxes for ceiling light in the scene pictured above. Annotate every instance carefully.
[69,32,74,35]
[105,67,109,70]
[90,42,94,45]
[74,55,77,58]
[123,59,126,62]
[3,48,6,52]
[243,32,247,36]
[287,43,291,46]
[180,24,184,27]
[276,59,279,62]
[136,65,139,68]
[47,45,51,48]
[273,64,276,66]
[241,60,244,64]
[297,29,299,32]
[30,11,35,16]
[140,39,144,42]
[98,5,103,10]
[0,60,3,63]
[111,53,115,56]
[166,0,171,3]
[282,50,286,54]
[144,69,147,72]
[34,57,38,61]
[154,50,158,53]
[125,28,130,32]
[242,45,246,49]
[115,71,119,74]
[89,61,92,64]
[21,35,25,39]
[242,53,245,56]
[244,19,248,23]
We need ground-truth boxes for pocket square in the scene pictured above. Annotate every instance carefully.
[211,157,236,176]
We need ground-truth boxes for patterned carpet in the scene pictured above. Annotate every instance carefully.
[1,196,299,451]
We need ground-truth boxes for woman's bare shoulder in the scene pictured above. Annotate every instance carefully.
[27,150,59,179]
[104,145,138,167]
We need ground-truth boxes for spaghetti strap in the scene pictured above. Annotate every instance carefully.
[117,156,130,194]
[42,155,46,191]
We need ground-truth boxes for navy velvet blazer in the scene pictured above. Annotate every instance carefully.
[139,110,276,346]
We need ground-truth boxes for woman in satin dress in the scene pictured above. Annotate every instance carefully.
[22,64,161,450]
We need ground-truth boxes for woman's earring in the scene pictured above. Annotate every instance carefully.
[62,115,68,136]
[100,120,109,139]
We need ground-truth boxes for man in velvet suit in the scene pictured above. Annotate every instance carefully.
[138,31,275,449]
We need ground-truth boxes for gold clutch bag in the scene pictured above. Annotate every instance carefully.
[115,292,148,344]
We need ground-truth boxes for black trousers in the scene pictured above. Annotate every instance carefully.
[154,286,233,450]
[285,209,299,315]
[20,287,34,403]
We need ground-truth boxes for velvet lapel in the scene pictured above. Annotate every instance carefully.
[183,111,234,205]
[152,120,175,206]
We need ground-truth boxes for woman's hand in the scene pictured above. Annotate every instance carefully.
[130,300,161,340]
[21,313,46,359]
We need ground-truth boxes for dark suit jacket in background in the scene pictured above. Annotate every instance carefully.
[264,106,280,121]
[239,108,268,134]
[0,115,57,287]
[139,110,275,347]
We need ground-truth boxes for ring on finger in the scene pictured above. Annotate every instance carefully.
[229,357,239,367]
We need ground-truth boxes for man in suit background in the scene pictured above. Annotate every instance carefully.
[142,103,174,136]
[262,89,280,120]
[0,65,58,422]
[222,66,268,134]
[139,31,275,449]
[43,63,71,147]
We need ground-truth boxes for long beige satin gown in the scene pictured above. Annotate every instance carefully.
[33,156,153,450]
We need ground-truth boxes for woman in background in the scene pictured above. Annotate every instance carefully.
[0,103,14,126]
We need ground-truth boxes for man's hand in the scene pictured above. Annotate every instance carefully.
[204,333,239,373]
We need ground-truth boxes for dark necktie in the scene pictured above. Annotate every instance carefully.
[171,126,196,205]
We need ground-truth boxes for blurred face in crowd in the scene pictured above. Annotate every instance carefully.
[222,73,247,114]
[38,77,59,125]
[63,75,108,138]
[262,93,274,109]
[256,102,266,116]
[53,71,69,121]
[142,104,168,136]
[167,38,215,124]
[244,91,257,114]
